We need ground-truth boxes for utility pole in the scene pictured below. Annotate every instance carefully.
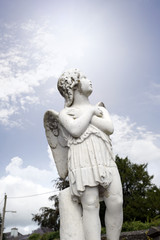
[0,194,7,240]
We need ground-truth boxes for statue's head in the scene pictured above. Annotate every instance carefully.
[57,68,82,107]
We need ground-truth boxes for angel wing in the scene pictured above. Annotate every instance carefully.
[44,110,69,179]
[97,101,106,108]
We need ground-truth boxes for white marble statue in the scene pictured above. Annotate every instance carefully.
[44,69,123,240]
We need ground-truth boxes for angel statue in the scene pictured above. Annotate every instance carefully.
[44,69,123,240]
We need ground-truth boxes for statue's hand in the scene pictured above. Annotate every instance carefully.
[94,106,103,118]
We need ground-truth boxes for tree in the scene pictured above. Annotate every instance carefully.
[116,156,160,222]
[32,178,69,231]
[32,156,160,229]
[145,185,160,218]
[100,156,160,225]
[28,233,41,240]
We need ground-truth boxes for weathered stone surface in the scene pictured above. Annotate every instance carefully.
[147,226,160,240]
[102,230,148,240]
[59,187,85,240]
[120,230,148,240]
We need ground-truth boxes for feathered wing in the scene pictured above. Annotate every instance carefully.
[97,101,106,108]
[44,110,69,179]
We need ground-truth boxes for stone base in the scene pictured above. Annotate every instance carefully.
[102,230,148,240]
[59,187,85,240]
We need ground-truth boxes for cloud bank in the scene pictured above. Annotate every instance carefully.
[112,115,160,186]
[0,157,58,235]
[0,20,68,127]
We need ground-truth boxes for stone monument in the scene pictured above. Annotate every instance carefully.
[44,68,123,240]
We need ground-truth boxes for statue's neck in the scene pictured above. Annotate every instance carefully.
[72,91,90,107]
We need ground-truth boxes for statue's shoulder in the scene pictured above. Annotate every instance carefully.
[59,107,80,120]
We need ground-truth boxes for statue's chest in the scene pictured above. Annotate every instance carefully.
[66,107,92,119]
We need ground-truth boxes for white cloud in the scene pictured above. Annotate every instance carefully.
[0,157,58,234]
[46,88,56,95]
[0,20,69,127]
[146,82,160,105]
[20,96,40,110]
[0,18,94,127]
[111,115,160,187]
[5,157,55,187]
[0,106,21,127]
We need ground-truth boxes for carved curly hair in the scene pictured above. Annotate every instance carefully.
[57,68,82,107]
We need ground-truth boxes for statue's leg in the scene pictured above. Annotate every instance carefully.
[103,167,123,240]
[80,186,101,240]
[59,187,85,240]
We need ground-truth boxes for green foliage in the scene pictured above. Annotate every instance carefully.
[32,177,69,231]
[101,218,160,233]
[29,233,41,240]
[32,200,59,231]
[40,231,59,240]
[29,232,59,240]
[122,221,150,232]
[145,186,160,218]
[51,177,69,192]
[122,217,160,232]
[116,156,160,222]
[101,227,106,234]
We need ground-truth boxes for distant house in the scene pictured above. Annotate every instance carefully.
[4,227,53,240]
[4,228,29,240]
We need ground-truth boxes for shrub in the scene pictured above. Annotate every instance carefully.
[29,233,41,240]
[122,217,160,232]
[101,217,160,233]
[40,232,59,240]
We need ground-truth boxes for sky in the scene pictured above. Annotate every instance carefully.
[0,0,160,235]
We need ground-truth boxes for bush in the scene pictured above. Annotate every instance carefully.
[29,232,59,240]
[122,221,150,232]
[122,217,160,232]
[101,217,160,233]
[29,233,41,240]
[41,232,59,240]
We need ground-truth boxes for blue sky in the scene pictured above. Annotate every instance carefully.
[0,0,160,234]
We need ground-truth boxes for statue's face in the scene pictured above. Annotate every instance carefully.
[79,75,93,97]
